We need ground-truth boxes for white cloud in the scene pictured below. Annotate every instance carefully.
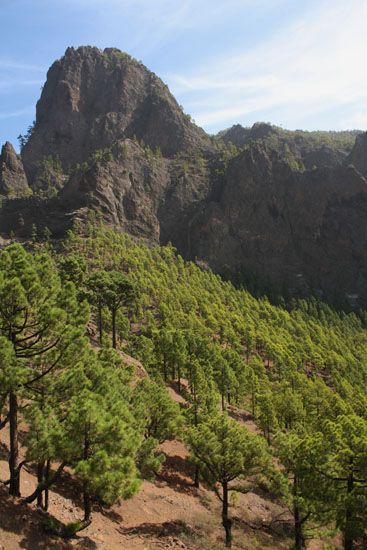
[0,78,44,92]
[166,0,367,131]
[0,107,34,120]
[0,59,45,72]
[61,0,287,55]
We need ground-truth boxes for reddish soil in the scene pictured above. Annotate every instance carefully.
[0,384,342,549]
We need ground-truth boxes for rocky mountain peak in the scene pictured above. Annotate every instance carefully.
[347,131,367,175]
[1,47,367,306]
[0,141,30,197]
[22,46,210,184]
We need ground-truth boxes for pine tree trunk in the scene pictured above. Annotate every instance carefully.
[194,465,200,488]
[44,460,50,511]
[163,356,167,382]
[112,307,117,349]
[293,475,303,550]
[23,462,66,504]
[37,462,44,508]
[344,463,354,550]
[222,480,232,548]
[294,506,303,550]
[98,300,103,345]
[177,364,181,394]
[83,425,91,523]
[9,391,20,496]
[83,486,91,523]
[251,391,255,417]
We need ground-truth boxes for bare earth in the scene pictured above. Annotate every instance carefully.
[0,384,342,549]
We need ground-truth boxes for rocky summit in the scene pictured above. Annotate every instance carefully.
[0,141,30,197]
[1,46,367,306]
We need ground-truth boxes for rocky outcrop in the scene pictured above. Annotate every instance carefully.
[61,139,170,240]
[218,123,358,169]
[61,138,212,247]
[347,131,367,175]
[188,143,367,303]
[1,46,367,306]
[0,142,30,197]
[22,47,210,185]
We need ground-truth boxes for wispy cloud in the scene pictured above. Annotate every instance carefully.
[0,59,45,72]
[61,0,287,55]
[167,0,367,131]
[0,106,34,120]
[0,78,44,92]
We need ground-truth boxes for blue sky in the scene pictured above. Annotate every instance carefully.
[1,0,367,149]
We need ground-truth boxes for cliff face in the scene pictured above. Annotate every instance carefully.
[188,144,367,302]
[347,131,367,175]
[0,142,30,197]
[1,46,367,305]
[22,47,210,184]
[218,123,358,169]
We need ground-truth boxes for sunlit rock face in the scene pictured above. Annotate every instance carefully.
[0,142,29,197]
[1,46,367,305]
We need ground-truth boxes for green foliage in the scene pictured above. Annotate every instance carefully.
[186,413,271,547]
[0,225,366,547]
[186,413,270,487]
[58,224,367,545]
[17,120,37,150]
[132,378,182,443]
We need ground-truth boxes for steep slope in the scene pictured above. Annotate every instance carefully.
[0,141,30,197]
[218,123,359,169]
[22,46,210,185]
[347,131,367,175]
[59,138,213,247]
[188,142,367,304]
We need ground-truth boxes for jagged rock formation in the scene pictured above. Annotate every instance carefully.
[0,142,30,197]
[1,46,367,306]
[59,138,212,247]
[218,123,359,169]
[188,144,367,303]
[347,131,367,175]
[22,46,210,185]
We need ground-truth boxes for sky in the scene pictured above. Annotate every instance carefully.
[1,0,367,149]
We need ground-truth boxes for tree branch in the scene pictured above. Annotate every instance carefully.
[22,461,66,504]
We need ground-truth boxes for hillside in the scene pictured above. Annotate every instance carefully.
[217,123,359,169]
[0,46,367,306]
[1,225,366,548]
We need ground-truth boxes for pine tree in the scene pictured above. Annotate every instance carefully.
[103,271,137,349]
[185,359,218,487]
[0,244,88,496]
[86,270,110,345]
[274,429,331,549]
[132,378,182,477]
[312,415,367,550]
[186,413,270,547]
[24,346,141,527]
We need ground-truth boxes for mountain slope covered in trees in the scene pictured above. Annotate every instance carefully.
[0,224,366,549]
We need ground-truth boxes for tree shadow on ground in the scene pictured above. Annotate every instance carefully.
[0,485,71,549]
[0,484,99,550]
[118,519,193,538]
[157,453,198,495]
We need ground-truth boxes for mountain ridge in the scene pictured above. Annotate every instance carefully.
[1,46,367,306]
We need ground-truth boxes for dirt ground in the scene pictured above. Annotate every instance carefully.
[0,384,342,550]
